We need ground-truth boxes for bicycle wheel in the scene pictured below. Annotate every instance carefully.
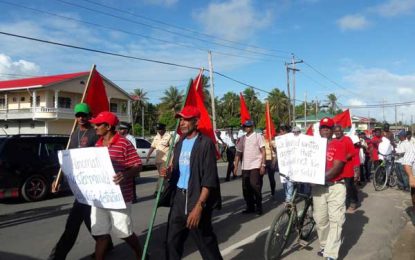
[264,207,297,260]
[221,150,228,162]
[373,165,388,191]
[299,202,315,240]
[388,172,397,187]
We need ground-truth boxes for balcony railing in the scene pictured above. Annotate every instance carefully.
[0,107,129,120]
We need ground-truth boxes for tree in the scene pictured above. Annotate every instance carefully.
[266,88,289,125]
[130,88,148,135]
[216,91,239,128]
[242,88,263,126]
[327,93,338,115]
[160,86,183,112]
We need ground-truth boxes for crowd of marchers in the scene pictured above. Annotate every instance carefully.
[47,102,415,260]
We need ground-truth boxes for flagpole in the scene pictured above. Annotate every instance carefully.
[52,64,96,191]
[142,78,193,259]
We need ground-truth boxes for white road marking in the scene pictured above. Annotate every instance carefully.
[220,226,270,257]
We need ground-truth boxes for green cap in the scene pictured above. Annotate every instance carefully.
[74,103,90,114]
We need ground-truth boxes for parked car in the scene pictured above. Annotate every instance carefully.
[135,137,156,167]
[0,135,69,202]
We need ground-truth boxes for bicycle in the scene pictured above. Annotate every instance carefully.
[220,144,228,162]
[264,173,315,260]
[372,153,398,191]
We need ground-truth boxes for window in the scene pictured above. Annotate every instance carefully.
[136,138,151,148]
[0,98,5,109]
[110,103,118,113]
[30,96,41,106]
[12,97,17,102]
[58,97,71,108]
[20,97,25,102]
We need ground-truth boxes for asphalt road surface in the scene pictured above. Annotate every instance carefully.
[0,162,412,260]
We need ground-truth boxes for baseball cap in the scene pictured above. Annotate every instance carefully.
[89,111,119,127]
[175,106,200,119]
[242,120,254,127]
[292,126,301,133]
[74,103,90,115]
[119,122,131,129]
[319,117,334,128]
[398,130,406,137]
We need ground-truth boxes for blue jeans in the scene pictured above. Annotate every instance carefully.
[396,163,409,189]
[283,181,294,202]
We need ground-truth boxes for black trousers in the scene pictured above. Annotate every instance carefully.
[48,201,94,260]
[344,177,358,207]
[242,169,263,211]
[166,190,222,260]
[225,147,236,180]
[266,160,276,196]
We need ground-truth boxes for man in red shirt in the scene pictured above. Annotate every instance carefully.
[89,111,144,260]
[370,128,382,170]
[334,125,359,212]
[313,117,346,260]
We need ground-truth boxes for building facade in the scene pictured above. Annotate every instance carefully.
[0,71,132,135]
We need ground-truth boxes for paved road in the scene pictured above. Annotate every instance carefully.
[0,162,412,260]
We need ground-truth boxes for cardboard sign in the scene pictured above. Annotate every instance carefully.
[58,147,126,209]
[276,133,327,185]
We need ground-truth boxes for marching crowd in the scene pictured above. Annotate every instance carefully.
[48,102,415,260]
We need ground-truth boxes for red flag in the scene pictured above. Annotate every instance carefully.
[305,124,313,136]
[333,109,352,128]
[180,71,216,144]
[84,69,109,116]
[265,102,276,141]
[240,93,251,125]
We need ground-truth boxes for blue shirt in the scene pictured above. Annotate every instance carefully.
[177,135,197,189]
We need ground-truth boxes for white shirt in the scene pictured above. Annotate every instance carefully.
[221,133,235,147]
[125,134,137,149]
[396,139,414,163]
[378,136,392,160]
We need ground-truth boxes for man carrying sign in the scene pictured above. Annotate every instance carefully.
[89,111,144,260]
[48,103,113,260]
[313,117,347,260]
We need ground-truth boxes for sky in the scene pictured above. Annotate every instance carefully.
[0,0,415,124]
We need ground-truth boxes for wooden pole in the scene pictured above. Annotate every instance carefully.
[52,64,96,192]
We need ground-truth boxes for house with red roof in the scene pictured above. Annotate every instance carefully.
[0,71,132,135]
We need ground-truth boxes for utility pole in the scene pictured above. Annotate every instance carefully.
[285,54,303,126]
[315,97,318,118]
[141,106,144,137]
[208,51,217,130]
[382,99,386,122]
[304,92,307,129]
[395,104,397,128]
[286,64,291,125]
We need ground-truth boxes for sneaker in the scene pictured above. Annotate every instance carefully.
[325,257,335,260]
[256,209,263,216]
[317,248,324,257]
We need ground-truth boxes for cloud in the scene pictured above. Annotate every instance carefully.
[343,67,415,122]
[0,54,40,79]
[194,0,273,41]
[372,0,415,17]
[336,14,370,31]
[347,98,367,106]
[142,0,178,7]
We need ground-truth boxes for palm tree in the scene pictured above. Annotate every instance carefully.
[130,88,148,136]
[242,88,263,126]
[160,86,183,112]
[266,88,289,124]
[217,92,239,128]
[327,93,338,115]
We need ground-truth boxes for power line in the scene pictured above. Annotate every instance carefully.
[81,0,291,55]
[55,0,289,59]
[0,1,279,62]
[0,31,200,70]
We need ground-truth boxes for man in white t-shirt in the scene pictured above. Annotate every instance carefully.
[234,120,265,215]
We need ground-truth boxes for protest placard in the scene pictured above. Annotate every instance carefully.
[276,133,327,185]
[58,147,126,209]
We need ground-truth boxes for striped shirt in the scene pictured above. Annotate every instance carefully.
[402,147,415,176]
[96,132,141,202]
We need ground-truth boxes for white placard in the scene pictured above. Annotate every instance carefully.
[58,147,126,209]
[276,133,327,185]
